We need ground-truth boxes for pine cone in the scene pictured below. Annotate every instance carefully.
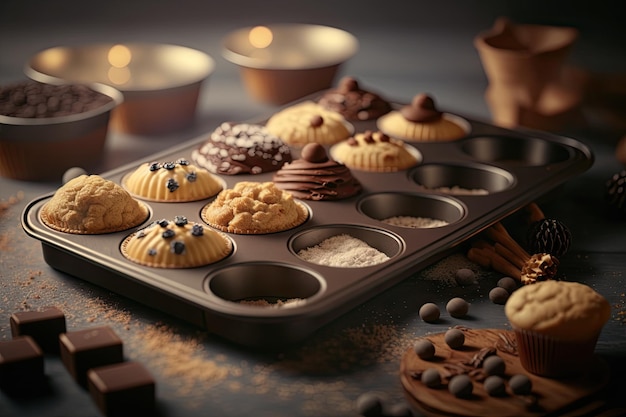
[605,170,626,219]
[521,253,560,285]
[527,219,571,258]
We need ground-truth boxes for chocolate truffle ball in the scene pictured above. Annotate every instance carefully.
[497,277,518,293]
[509,374,533,395]
[421,368,441,388]
[444,328,465,349]
[454,268,477,286]
[484,375,506,397]
[483,355,506,376]
[355,391,384,417]
[419,303,440,323]
[448,374,473,398]
[489,287,510,305]
[446,297,469,318]
[413,339,435,360]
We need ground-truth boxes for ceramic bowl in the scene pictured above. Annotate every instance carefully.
[0,80,122,181]
[25,43,215,135]
[222,23,359,105]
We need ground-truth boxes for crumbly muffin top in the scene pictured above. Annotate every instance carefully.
[504,280,611,341]
[201,181,308,234]
[40,174,148,234]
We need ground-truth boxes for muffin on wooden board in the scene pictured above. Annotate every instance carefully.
[505,280,611,378]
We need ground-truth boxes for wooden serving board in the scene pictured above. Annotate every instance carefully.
[400,328,609,417]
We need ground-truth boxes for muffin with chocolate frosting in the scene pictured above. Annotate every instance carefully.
[265,101,353,147]
[273,143,362,201]
[317,76,392,121]
[377,93,468,141]
[331,130,419,172]
[192,122,292,175]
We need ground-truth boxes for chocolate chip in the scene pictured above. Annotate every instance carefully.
[309,115,324,128]
[301,143,328,163]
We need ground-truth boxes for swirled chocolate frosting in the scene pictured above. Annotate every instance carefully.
[273,143,362,200]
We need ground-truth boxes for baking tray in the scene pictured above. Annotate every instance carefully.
[22,99,594,348]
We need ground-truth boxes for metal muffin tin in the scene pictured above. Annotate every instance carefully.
[22,101,593,348]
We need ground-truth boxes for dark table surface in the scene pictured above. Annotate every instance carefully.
[2,2,626,416]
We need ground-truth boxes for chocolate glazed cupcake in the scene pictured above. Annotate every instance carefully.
[273,143,362,201]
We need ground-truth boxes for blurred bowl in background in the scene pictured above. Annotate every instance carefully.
[0,80,122,181]
[25,43,215,135]
[222,23,359,105]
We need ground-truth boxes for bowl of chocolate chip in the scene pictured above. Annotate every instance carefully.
[25,43,215,135]
[222,23,359,105]
[0,80,122,181]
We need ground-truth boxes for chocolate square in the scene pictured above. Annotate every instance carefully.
[59,326,124,387]
[0,336,45,394]
[10,306,66,354]
[88,361,156,417]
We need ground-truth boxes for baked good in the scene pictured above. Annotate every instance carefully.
[121,216,232,268]
[330,130,418,172]
[40,175,148,234]
[201,181,308,234]
[272,143,362,201]
[191,122,292,175]
[265,101,352,146]
[123,158,222,202]
[504,280,611,377]
[377,94,468,141]
[317,76,392,121]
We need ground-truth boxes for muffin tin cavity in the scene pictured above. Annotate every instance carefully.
[358,192,465,228]
[289,224,404,267]
[411,163,514,195]
[461,135,573,166]
[205,262,324,307]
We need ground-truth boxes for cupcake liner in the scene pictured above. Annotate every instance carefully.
[514,327,600,378]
